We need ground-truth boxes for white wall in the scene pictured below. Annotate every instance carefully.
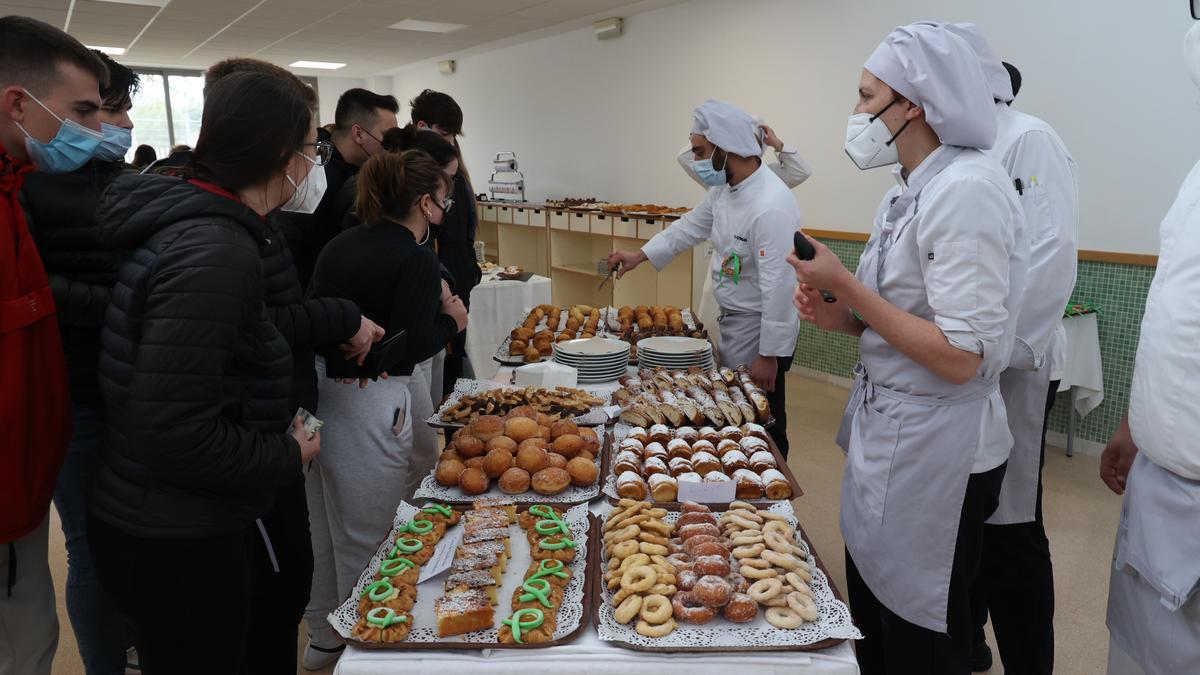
[314,76,367,126]
[390,0,1200,255]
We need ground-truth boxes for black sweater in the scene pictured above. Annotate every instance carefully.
[308,222,457,377]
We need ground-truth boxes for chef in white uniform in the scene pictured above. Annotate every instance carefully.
[678,123,813,353]
[608,99,801,455]
[788,23,1028,673]
[942,23,1080,675]
[1101,23,1200,675]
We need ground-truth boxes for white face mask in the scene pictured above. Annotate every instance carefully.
[280,152,326,214]
[844,98,907,170]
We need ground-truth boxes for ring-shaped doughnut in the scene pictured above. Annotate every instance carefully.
[638,531,669,546]
[635,617,677,637]
[747,577,783,603]
[787,591,820,621]
[610,539,640,560]
[785,572,814,596]
[639,594,672,624]
[639,542,669,556]
[765,606,805,629]
[671,592,716,625]
[762,549,800,570]
[618,553,651,571]
[608,524,640,544]
[733,543,766,559]
[614,594,642,624]
[731,533,764,546]
[621,565,657,593]
[740,564,778,580]
[728,501,759,512]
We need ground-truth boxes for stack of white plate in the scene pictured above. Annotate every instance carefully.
[552,337,630,383]
[637,336,715,370]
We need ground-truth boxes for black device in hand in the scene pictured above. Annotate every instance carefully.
[323,330,409,380]
[793,232,837,303]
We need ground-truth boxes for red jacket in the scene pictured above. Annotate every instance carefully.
[0,140,72,542]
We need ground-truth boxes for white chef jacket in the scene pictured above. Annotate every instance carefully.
[642,164,801,358]
[1128,158,1200,480]
[677,144,812,190]
[985,102,1079,375]
[865,146,1029,472]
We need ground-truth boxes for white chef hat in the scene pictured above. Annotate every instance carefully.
[937,22,1013,103]
[865,22,998,149]
[690,99,762,158]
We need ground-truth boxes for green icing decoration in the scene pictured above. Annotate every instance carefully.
[398,519,434,535]
[361,579,396,602]
[529,559,569,581]
[366,607,408,628]
[539,536,576,551]
[390,537,424,557]
[501,607,545,644]
[379,557,416,576]
[518,578,554,609]
[422,503,453,517]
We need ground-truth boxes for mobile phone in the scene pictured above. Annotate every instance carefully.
[793,232,837,303]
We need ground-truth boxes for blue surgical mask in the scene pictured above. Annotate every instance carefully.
[93,123,132,162]
[14,90,104,173]
[692,153,727,186]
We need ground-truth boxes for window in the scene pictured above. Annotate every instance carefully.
[127,68,320,163]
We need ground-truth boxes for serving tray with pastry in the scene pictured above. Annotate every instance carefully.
[611,365,774,429]
[327,499,595,649]
[592,499,860,652]
[430,378,609,429]
[417,407,609,505]
[602,421,801,508]
[496,304,608,366]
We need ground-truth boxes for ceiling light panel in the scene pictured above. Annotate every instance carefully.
[388,19,467,33]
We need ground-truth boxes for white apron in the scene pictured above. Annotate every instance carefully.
[838,147,999,633]
[1107,453,1200,675]
[716,310,762,371]
[987,366,1051,524]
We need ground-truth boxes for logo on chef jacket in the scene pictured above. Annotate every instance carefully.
[734,235,748,242]
[759,248,767,258]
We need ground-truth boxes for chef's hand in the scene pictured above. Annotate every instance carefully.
[1100,419,1139,495]
[787,234,853,293]
[750,355,778,392]
[341,315,385,365]
[291,416,321,463]
[760,124,785,153]
[607,250,647,279]
[794,283,846,331]
[340,372,390,389]
[443,294,469,332]
[440,279,452,301]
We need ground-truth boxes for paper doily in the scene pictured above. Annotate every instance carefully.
[328,501,592,645]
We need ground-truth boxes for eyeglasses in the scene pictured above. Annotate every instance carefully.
[300,140,333,166]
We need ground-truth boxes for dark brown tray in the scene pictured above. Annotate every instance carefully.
[342,504,597,650]
[605,432,802,509]
[591,512,847,653]
[419,432,613,507]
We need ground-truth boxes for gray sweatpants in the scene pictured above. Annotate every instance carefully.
[0,513,58,675]
[304,361,439,646]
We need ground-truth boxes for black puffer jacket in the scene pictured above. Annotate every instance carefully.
[20,160,129,404]
[91,173,300,538]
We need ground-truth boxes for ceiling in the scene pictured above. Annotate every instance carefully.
[0,0,678,77]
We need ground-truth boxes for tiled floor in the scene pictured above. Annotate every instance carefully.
[47,374,1121,674]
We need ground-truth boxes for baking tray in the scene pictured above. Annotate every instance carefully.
[414,432,612,507]
[591,503,859,652]
[332,501,596,650]
[494,307,709,367]
[601,426,802,509]
[428,378,611,429]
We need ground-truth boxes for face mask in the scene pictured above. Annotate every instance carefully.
[93,123,132,162]
[692,151,727,186]
[14,90,104,173]
[844,98,909,170]
[280,153,327,214]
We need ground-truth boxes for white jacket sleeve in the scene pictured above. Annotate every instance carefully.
[916,176,1016,380]
[750,208,801,358]
[642,193,715,271]
[1005,131,1079,371]
[767,144,813,189]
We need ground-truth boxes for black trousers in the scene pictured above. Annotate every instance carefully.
[969,378,1059,674]
[766,356,792,458]
[245,475,314,675]
[89,515,253,675]
[847,462,1007,675]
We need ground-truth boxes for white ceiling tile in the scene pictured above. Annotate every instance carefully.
[510,0,631,23]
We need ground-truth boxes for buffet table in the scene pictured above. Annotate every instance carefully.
[466,272,552,381]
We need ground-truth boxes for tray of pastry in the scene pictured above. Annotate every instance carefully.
[591,499,860,652]
[603,422,801,508]
[416,413,610,506]
[495,304,610,366]
[611,366,773,429]
[430,378,610,429]
[328,499,596,649]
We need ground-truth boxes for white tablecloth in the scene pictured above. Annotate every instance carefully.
[465,273,552,381]
[1057,312,1105,417]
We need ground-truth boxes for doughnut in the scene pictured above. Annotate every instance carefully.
[765,606,805,629]
[787,591,820,621]
[639,541,669,556]
[530,467,570,495]
[618,553,650,570]
[722,592,759,623]
[666,552,691,569]
[740,564,778,580]
[482,448,514,478]
[731,532,765,546]
[608,524,640,544]
[457,467,489,495]
[614,594,642,624]
[566,456,598,486]
[689,541,729,559]
[676,569,699,591]
[516,445,550,474]
[435,459,466,486]
[470,415,504,442]
[763,594,790,607]
[504,416,540,442]
[692,575,732,608]
[639,594,673,624]
[727,572,750,593]
[609,539,640,560]
[786,572,814,597]
[693,555,731,577]
[498,467,531,494]
[747,577,784,603]
[456,434,486,458]
[764,530,797,554]
[549,419,579,439]
[611,587,633,607]
[621,566,657,593]
[729,500,758,512]
[546,452,568,470]
[640,518,673,536]
[733,543,766,559]
[739,557,771,570]
[678,523,721,541]
[647,583,677,596]
[721,513,761,531]
[635,617,677,637]
[676,512,719,528]
[551,434,584,458]
[790,563,814,584]
[611,512,650,530]
[762,549,801,571]
[638,531,669,546]
[682,534,722,557]
[671,591,716,624]
[679,502,712,514]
